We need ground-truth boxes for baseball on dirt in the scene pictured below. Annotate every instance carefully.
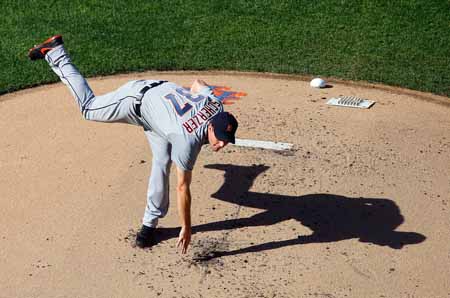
[310,78,326,88]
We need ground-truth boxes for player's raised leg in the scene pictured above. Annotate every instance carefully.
[28,35,143,126]
[29,36,95,114]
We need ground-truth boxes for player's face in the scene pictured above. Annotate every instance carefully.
[208,125,229,152]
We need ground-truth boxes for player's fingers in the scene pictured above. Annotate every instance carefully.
[178,236,188,252]
[182,242,188,254]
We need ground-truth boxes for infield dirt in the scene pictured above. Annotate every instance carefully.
[1,72,449,298]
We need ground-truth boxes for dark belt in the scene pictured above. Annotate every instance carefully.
[135,80,167,117]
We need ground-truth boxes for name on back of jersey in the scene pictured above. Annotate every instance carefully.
[182,100,221,133]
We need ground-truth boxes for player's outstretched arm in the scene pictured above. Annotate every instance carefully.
[176,168,193,254]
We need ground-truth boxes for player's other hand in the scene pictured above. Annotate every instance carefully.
[190,79,209,94]
[177,226,192,254]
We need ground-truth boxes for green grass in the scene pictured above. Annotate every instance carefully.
[1,0,449,96]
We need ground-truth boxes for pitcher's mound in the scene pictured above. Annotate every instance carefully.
[1,71,449,298]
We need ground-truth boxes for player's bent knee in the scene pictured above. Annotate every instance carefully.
[81,111,90,120]
[82,110,106,122]
[81,109,93,121]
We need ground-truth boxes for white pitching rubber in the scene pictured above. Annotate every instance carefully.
[234,138,293,151]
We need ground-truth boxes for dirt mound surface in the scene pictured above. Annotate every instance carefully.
[1,72,449,298]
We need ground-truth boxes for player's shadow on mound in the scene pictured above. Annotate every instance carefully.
[157,164,425,257]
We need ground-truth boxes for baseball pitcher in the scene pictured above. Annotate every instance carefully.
[28,35,238,254]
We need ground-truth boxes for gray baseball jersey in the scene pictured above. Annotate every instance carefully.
[139,82,224,171]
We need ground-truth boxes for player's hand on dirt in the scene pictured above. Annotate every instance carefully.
[190,79,209,94]
[177,226,192,254]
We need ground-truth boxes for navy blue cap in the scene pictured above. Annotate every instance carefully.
[210,112,238,144]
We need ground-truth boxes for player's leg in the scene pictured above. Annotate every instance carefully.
[136,130,172,248]
[81,80,146,125]
[44,45,95,114]
[142,130,172,227]
[43,43,143,126]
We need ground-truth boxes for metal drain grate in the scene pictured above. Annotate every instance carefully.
[326,96,375,109]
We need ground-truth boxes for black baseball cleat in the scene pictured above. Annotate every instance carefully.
[28,35,64,61]
[135,225,156,248]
